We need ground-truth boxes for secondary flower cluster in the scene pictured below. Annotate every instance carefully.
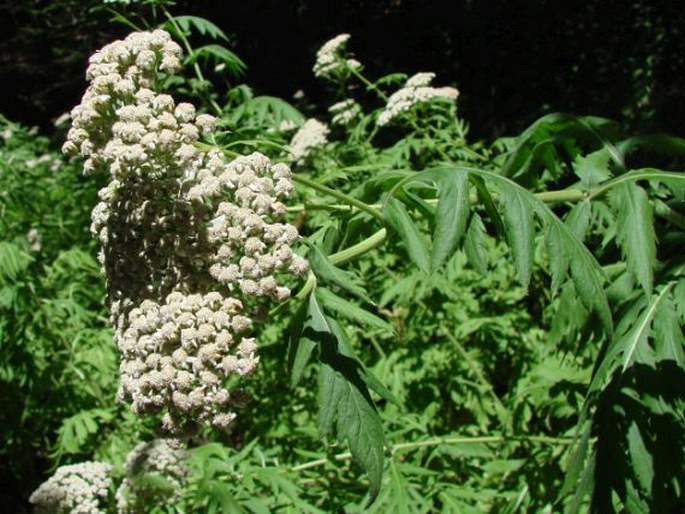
[288,118,330,164]
[377,72,460,126]
[329,99,362,127]
[64,30,307,433]
[29,462,113,514]
[116,439,189,513]
[312,33,361,80]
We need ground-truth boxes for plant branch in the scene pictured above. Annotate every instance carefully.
[292,175,384,222]
[163,10,223,116]
[290,433,575,472]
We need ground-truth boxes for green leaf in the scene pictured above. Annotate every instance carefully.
[309,295,385,501]
[0,242,33,283]
[627,422,653,497]
[384,197,431,273]
[500,113,620,180]
[471,175,506,237]
[230,96,304,128]
[610,182,656,296]
[620,283,674,371]
[565,200,592,242]
[387,459,411,514]
[573,148,612,188]
[652,290,685,365]
[560,423,592,499]
[287,299,315,387]
[189,44,246,77]
[429,169,469,271]
[565,452,596,514]
[463,213,488,274]
[308,245,372,304]
[166,15,230,41]
[545,220,570,296]
[316,288,393,333]
[591,284,673,392]
[674,279,685,322]
[499,184,535,287]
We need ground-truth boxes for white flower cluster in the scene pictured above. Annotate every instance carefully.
[288,118,330,164]
[29,462,113,514]
[312,33,361,79]
[116,439,188,513]
[377,72,460,126]
[329,99,362,126]
[64,30,308,433]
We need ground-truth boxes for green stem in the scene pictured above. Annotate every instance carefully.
[349,67,388,102]
[294,228,388,301]
[286,187,588,214]
[290,433,574,472]
[292,175,384,222]
[329,228,387,265]
[588,168,685,200]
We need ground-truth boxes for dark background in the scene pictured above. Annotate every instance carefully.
[1,0,683,140]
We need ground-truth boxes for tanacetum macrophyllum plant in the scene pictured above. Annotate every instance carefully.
[22,12,685,513]
[63,29,308,434]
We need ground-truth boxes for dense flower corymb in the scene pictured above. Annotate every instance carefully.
[29,462,113,514]
[313,33,361,79]
[116,439,189,513]
[64,30,308,433]
[377,72,459,126]
[288,118,329,164]
[329,99,362,127]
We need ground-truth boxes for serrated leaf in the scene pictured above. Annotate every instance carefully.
[429,170,469,271]
[674,279,685,323]
[652,290,685,365]
[627,422,654,497]
[308,295,385,500]
[621,283,673,371]
[500,113,620,181]
[499,185,535,287]
[464,213,488,274]
[560,423,592,499]
[413,166,611,329]
[189,44,246,77]
[610,182,656,296]
[230,96,304,128]
[316,288,393,333]
[308,245,372,304]
[565,200,592,241]
[166,15,230,41]
[287,299,314,387]
[0,242,33,283]
[471,174,506,237]
[565,452,596,514]
[573,148,612,188]
[384,197,430,273]
[388,459,411,514]
[545,220,570,296]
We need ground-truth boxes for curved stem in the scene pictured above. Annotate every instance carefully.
[293,228,388,301]
[349,67,388,102]
[163,10,223,116]
[290,433,574,472]
[292,175,384,222]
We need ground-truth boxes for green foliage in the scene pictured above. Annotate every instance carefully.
[6,9,685,514]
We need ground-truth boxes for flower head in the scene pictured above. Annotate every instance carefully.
[288,118,330,164]
[313,33,361,80]
[65,30,308,433]
[377,72,460,126]
[29,462,113,514]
